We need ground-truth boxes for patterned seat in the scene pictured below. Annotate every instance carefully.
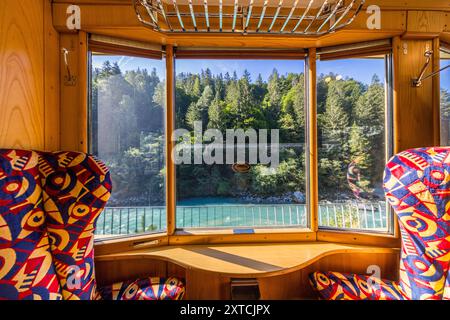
[0,149,185,300]
[97,277,185,300]
[0,150,62,300]
[309,147,450,300]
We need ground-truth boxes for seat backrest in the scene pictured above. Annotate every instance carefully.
[38,151,112,300]
[383,147,450,300]
[0,150,62,300]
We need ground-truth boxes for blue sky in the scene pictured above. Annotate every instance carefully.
[92,54,449,88]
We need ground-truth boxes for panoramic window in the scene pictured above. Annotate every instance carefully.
[440,47,450,146]
[174,58,307,229]
[89,52,166,238]
[316,55,392,232]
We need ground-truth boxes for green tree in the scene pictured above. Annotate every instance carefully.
[186,85,214,129]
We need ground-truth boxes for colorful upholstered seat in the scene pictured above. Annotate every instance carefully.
[38,151,185,300]
[309,271,406,300]
[97,277,185,300]
[309,147,450,300]
[38,151,112,300]
[0,149,185,300]
[0,150,62,300]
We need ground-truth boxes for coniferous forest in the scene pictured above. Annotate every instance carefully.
[90,58,418,207]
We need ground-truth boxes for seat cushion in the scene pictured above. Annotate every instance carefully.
[98,277,185,300]
[38,151,112,300]
[0,150,62,300]
[383,147,450,299]
[309,271,406,300]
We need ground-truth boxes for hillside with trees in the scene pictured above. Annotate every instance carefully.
[92,60,386,206]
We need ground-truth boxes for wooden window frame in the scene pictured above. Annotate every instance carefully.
[314,42,399,246]
[87,36,400,251]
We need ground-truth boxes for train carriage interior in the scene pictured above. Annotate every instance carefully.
[0,0,450,307]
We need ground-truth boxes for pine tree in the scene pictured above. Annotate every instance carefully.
[186,85,214,129]
[192,77,201,97]
[208,94,227,130]
[267,68,282,107]
[279,81,305,142]
[355,74,384,127]
[348,123,372,190]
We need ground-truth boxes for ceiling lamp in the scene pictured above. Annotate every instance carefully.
[133,0,365,35]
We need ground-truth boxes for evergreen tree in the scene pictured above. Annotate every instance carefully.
[355,74,384,127]
[186,85,214,129]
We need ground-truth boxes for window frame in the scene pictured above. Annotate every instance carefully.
[439,43,450,146]
[172,50,310,233]
[87,38,169,242]
[314,51,395,236]
[87,36,399,248]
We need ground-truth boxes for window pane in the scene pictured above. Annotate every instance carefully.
[440,49,450,146]
[90,54,166,238]
[317,57,391,232]
[175,59,307,229]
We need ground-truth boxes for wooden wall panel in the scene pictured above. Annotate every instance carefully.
[407,11,449,34]
[432,38,441,146]
[95,258,168,286]
[59,32,88,152]
[393,39,436,152]
[0,0,45,150]
[185,269,231,300]
[44,0,61,150]
[0,0,60,151]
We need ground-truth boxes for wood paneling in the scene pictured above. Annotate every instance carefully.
[0,0,60,151]
[0,0,45,150]
[44,0,61,151]
[393,39,436,151]
[95,258,168,286]
[407,11,449,34]
[59,32,88,152]
[52,0,450,11]
[166,45,176,236]
[432,38,441,146]
[185,269,231,300]
[317,230,400,248]
[308,48,318,233]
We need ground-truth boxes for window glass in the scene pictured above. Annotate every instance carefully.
[317,56,391,232]
[90,53,166,238]
[440,48,450,146]
[174,59,307,229]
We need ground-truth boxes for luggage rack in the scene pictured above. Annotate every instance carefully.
[133,0,365,35]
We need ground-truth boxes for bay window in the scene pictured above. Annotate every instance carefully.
[88,38,394,241]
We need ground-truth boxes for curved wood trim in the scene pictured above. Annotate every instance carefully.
[95,242,399,278]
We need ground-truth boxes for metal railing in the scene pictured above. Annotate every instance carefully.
[318,201,387,230]
[95,201,387,236]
